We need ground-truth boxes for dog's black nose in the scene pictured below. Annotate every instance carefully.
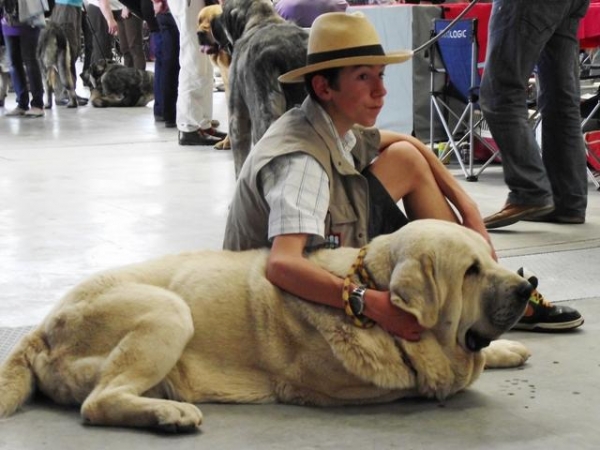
[518,282,534,303]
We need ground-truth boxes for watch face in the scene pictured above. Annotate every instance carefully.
[349,289,365,316]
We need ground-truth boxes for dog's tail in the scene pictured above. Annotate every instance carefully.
[0,330,45,417]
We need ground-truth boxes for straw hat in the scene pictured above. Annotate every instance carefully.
[279,12,412,84]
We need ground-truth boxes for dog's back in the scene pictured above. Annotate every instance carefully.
[87,62,154,107]
[38,22,77,108]
[221,0,309,177]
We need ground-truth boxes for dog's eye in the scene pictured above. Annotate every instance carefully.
[465,261,480,277]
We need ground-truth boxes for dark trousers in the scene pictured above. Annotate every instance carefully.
[154,12,180,122]
[4,29,44,110]
[117,14,146,70]
[86,3,118,64]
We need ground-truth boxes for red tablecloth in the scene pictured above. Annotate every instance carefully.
[579,3,600,47]
[443,3,600,57]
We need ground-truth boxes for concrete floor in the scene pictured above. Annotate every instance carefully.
[1,87,600,450]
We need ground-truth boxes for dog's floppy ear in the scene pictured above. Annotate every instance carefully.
[220,1,246,44]
[212,15,233,54]
[389,254,441,329]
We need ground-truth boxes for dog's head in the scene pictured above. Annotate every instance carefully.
[366,220,532,353]
[80,59,116,89]
[220,0,283,44]
[197,4,232,55]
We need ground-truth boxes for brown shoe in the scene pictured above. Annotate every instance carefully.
[484,203,555,229]
[178,129,223,146]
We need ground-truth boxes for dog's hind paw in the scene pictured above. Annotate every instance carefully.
[155,402,203,433]
[483,339,531,369]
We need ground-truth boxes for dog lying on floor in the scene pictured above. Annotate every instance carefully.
[217,0,309,177]
[37,22,79,109]
[198,4,232,150]
[0,220,532,432]
[81,59,154,108]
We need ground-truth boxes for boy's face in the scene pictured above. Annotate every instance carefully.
[321,64,387,132]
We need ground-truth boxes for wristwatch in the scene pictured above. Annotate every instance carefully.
[348,285,368,317]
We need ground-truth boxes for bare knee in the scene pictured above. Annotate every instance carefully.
[369,142,431,199]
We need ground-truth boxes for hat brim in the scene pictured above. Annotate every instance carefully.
[278,50,413,84]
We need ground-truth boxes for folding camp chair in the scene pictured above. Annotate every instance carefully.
[429,18,499,181]
[582,106,600,190]
[578,53,600,190]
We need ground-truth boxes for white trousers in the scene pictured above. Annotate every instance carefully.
[169,0,214,132]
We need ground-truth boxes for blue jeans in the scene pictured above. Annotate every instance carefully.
[4,28,44,110]
[480,0,589,216]
[155,12,180,123]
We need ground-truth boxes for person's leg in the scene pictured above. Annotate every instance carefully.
[151,29,163,120]
[19,27,44,110]
[537,0,589,219]
[124,14,146,70]
[87,3,113,64]
[479,0,566,208]
[4,34,29,111]
[169,0,213,132]
[158,12,180,125]
[367,141,458,222]
[82,9,94,73]
[117,17,132,67]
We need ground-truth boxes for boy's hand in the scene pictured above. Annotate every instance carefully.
[363,289,425,341]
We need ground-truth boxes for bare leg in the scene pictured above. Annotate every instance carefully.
[368,141,458,222]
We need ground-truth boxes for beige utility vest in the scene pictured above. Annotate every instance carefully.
[223,97,380,251]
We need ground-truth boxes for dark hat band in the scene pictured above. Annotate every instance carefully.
[306,44,386,65]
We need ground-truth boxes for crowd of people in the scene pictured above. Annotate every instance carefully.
[0,0,350,141]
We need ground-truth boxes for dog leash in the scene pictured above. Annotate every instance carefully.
[342,246,376,328]
[82,2,114,63]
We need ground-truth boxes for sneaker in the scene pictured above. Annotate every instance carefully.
[513,267,584,331]
[24,107,44,118]
[5,106,26,117]
[484,203,555,229]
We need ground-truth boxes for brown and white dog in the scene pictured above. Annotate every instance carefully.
[198,4,232,150]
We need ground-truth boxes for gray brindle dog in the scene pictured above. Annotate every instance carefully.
[218,0,308,177]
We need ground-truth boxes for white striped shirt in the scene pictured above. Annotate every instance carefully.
[260,103,357,243]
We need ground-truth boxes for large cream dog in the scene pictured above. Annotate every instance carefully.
[0,220,532,432]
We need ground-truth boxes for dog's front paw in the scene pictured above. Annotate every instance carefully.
[214,135,231,150]
[154,401,203,433]
[483,339,531,368]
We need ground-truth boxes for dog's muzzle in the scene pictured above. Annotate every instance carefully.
[465,329,492,352]
[197,31,218,54]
